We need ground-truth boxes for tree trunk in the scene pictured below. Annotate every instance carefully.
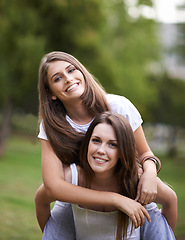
[0,99,13,157]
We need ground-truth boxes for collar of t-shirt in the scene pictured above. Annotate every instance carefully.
[66,115,94,133]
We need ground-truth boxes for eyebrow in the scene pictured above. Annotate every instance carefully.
[91,135,117,142]
[51,64,73,80]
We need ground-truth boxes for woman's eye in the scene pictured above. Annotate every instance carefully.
[68,68,76,73]
[109,142,118,148]
[54,76,62,82]
[91,138,100,143]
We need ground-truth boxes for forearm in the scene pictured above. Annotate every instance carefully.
[155,178,177,231]
[45,178,119,208]
[134,126,157,174]
[35,184,55,232]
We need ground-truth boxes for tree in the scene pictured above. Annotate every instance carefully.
[0,0,46,156]
[150,74,185,156]
[175,1,185,64]
[97,0,159,120]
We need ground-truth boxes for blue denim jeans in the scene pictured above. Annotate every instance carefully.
[42,202,175,240]
[42,201,76,240]
[140,203,176,240]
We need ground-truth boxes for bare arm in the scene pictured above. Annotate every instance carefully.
[41,127,157,207]
[155,178,177,232]
[35,184,55,232]
[40,140,151,228]
[42,160,151,229]
[41,139,125,207]
[134,126,158,204]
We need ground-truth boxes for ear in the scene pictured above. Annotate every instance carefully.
[51,95,57,100]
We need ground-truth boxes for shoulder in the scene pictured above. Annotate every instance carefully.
[64,164,84,186]
[106,94,134,110]
[38,120,48,140]
[106,93,128,103]
[64,166,72,183]
[106,94,143,132]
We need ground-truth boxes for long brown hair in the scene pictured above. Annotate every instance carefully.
[38,51,110,164]
[80,112,139,240]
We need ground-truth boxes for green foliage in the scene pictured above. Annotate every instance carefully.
[176,22,185,63]
[0,0,107,113]
[151,74,185,127]
[0,0,46,111]
[11,113,38,135]
[175,0,185,64]
[97,1,160,119]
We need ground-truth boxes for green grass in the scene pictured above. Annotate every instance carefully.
[157,155,185,238]
[0,135,184,239]
[0,136,42,240]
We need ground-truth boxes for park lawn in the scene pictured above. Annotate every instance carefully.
[157,154,185,238]
[0,136,43,240]
[0,135,184,239]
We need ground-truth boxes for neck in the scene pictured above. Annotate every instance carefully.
[64,100,93,125]
[91,174,118,193]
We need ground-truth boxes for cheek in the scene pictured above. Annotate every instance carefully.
[78,73,85,85]
[87,143,96,156]
[110,150,119,162]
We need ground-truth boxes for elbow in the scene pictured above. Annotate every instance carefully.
[163,188,177,209]
[35,186,42,205]
[169,189,177,206]
[43,181,59,199]
[43,184,55,198]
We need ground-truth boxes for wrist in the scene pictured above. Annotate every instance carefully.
[142,160,157,175]
[111,192,126,210]
[141,155,161,174]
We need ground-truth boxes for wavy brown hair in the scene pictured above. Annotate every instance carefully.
[80,112,139,240]
[38,51,110,164]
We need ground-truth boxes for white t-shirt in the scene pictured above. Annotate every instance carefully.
[70,163,140,240]
[38,94,142,140]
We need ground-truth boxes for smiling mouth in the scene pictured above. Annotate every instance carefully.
[66,83,79,92]
[94,157,108,164]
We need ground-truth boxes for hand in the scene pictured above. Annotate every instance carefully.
[116,196,151,229]
[135,163,157,205]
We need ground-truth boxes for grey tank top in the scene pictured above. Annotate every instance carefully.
[70,163,140,240]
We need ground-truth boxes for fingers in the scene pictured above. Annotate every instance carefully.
[139,191,157,205]
[141,206,151,224]
[134,212,145,228]
[135,182,141,202]
[135,181,157,204]
[130,205,151,229]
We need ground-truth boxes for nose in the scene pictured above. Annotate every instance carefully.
[64,74,73,83]
[97,144,106,155]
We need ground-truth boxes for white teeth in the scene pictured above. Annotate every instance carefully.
[94,158,106,163]
[67,83,78,92]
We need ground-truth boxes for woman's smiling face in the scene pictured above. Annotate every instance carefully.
[47,60,85,104]
[87,123,120,177]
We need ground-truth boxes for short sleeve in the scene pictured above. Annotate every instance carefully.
[37,120,48,140]
[107,94,143,132]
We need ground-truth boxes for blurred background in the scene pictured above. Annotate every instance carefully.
[0,0,185,239]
